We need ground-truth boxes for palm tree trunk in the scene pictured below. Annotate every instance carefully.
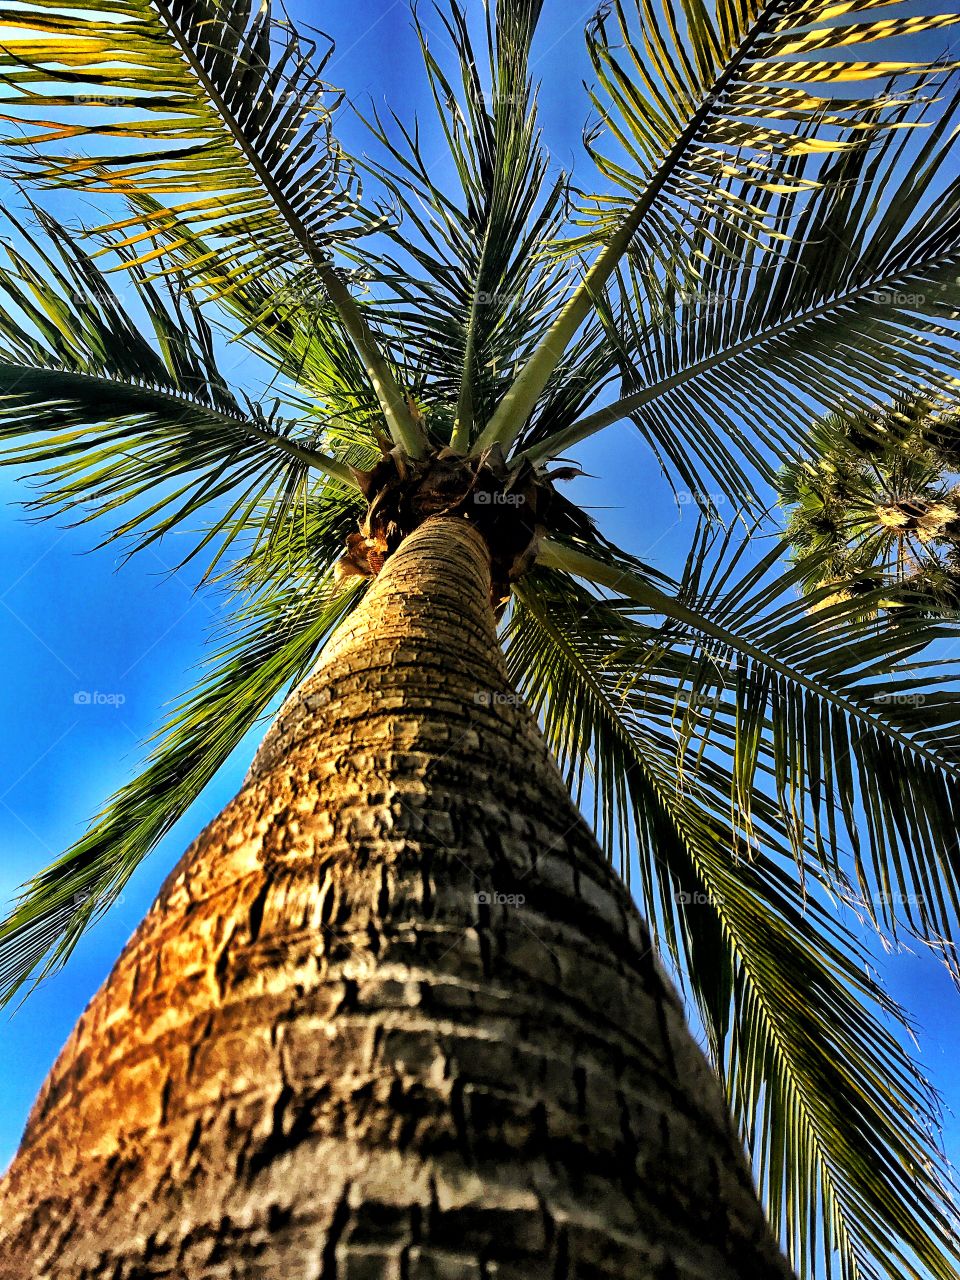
[0,515,794,1280]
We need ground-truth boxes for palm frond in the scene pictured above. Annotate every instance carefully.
[0,3,957,1275]
[539,532,960,970]
[0,0,423,452]
[0,208,359,573]
[506,570,960,1280]
[476,0,960,456]
[522,75,960,503]
[117,191,390,458]
[575,0,959,255]
[0,495,363,1007]
[780,394,960,613]
[355,0,571,450]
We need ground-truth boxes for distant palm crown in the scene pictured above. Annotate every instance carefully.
[0,0,959,1277]
[781,396,960,612]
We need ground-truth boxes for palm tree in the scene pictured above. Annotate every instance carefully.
[780,396,960,613]
[0,0,959,1276]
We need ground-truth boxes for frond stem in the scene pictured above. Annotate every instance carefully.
[519,244,960,465]
[473,0,787,456]
[148,0,426,457]
[537,537,960,779]
[0,360,362,489]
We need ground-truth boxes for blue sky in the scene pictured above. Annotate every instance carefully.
[0,0,959,1253]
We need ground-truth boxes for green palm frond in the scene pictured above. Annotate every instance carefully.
[0,0,360,263]
[118,192,390,456]
[506,570,960,1280]
[110,0,574,459]
[0,1,958,1274]
[522,76,960,502]
[541,533,960,966]
[0,208,358,571]
[356,0,573,449]
[0,0,423,452]
[477,0,960,456]
[0,493,363,1007]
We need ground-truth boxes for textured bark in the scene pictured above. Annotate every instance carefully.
[0,516,794,1280]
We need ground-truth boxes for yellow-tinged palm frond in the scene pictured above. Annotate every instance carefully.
[0,4,957,1275]
[0,0,424,451]
[576,0,959,246]
[520,77,960,508]
[119,192,391,455]
[476,0,960,452]
[0,0,354,276]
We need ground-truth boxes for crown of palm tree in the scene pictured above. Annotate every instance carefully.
[781,396,960,612]
[1,0,960,1276]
